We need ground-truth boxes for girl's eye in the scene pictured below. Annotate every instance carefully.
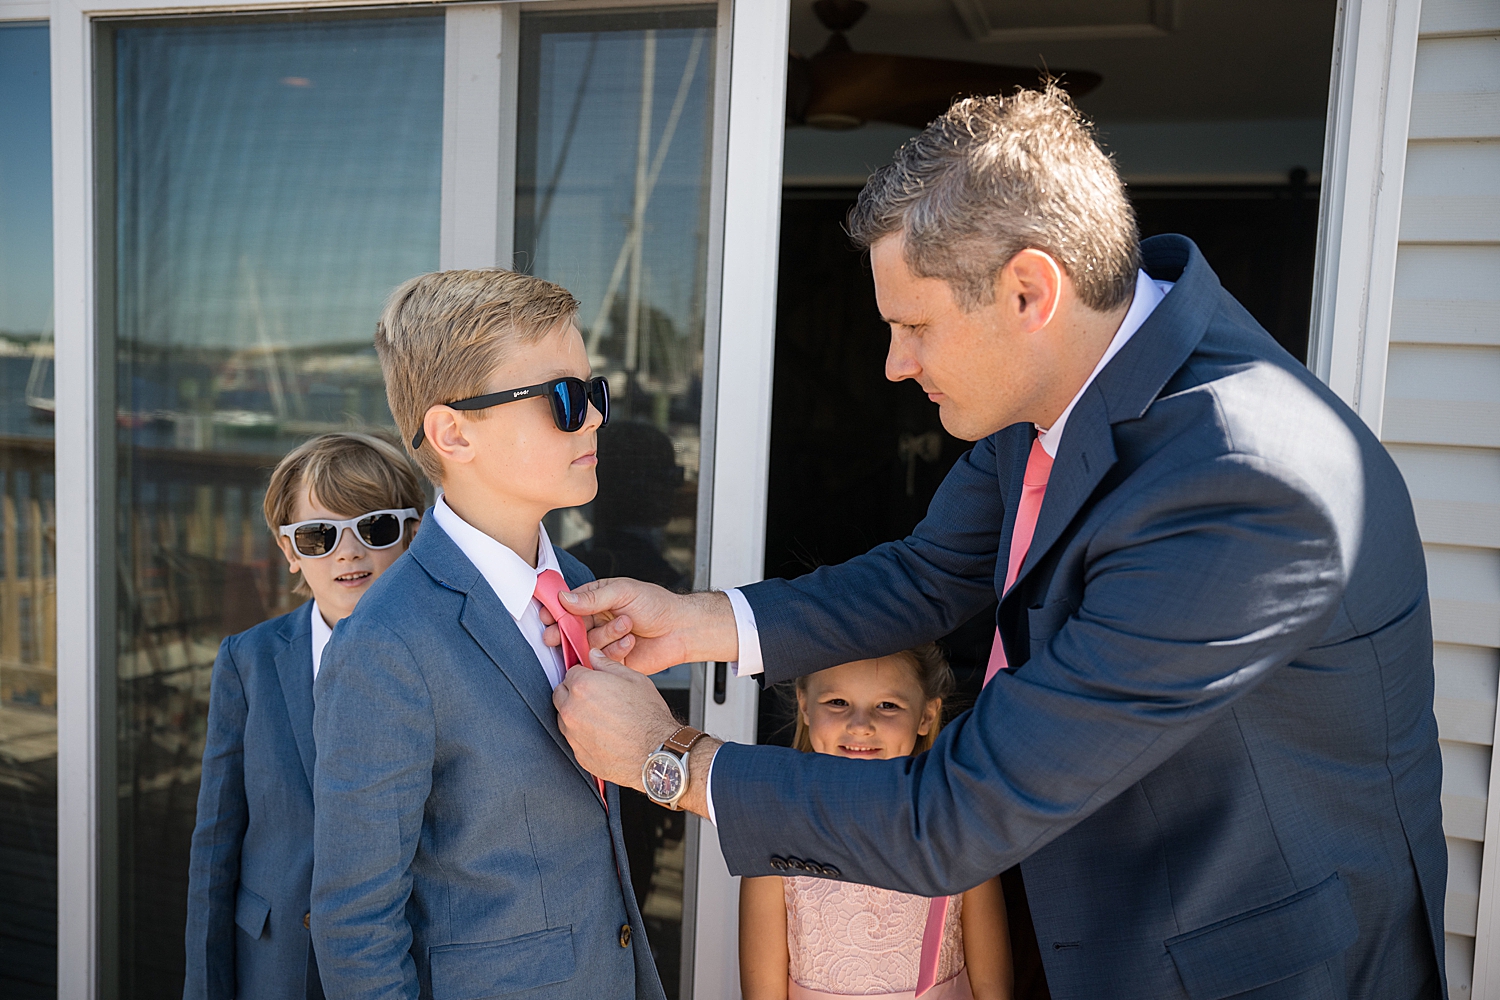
[822,698,848,707]
[878,702,903,711]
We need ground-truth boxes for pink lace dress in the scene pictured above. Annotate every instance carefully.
[783,875,973,1000]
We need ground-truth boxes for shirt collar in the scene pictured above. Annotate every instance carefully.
[1036,269,1172,457]
[431,494,561,620]
[310,600,333,680]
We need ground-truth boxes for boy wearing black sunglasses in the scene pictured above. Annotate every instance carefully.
[185,431,425,1000]
[308,269,664,1000]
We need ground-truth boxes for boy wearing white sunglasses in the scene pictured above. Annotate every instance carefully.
[184,431,425,1000]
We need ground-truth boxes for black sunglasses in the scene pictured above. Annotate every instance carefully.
[411,376,610,449]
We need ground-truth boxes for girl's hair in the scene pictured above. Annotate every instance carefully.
[263,431,427,597]
[792,643,955,755]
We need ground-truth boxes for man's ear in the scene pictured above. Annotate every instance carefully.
[1000,248,1064,333]
[423,405,475,467]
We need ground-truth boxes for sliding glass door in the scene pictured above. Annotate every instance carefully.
[102,13,444,995]
[515,12,717,994]
[0,21,56,1000]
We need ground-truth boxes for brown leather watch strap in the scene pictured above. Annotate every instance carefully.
[662,725,707,756]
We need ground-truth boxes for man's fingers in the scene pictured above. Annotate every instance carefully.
[587,647,634,675]
[601,634,635,664]
[584,615,632,649]
[542,622,561,647]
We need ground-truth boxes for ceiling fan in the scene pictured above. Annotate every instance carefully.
[787,0,1103,130]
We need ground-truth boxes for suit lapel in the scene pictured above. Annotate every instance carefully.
[458,587,604,803]
[273,603,317,788]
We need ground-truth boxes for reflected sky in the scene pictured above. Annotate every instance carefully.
[114,17,443,350]
[0,24,52,337]
[517,14,714,355]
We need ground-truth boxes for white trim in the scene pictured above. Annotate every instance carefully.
[1307,0,1422,434]
[1476,689,1500,998]
[52,0,100,994]
[950,0,1177,42]
[696,0,788,995]
[440,4,506,271]
[0,0,49,19]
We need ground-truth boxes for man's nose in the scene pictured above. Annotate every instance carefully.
[885,329,920,383]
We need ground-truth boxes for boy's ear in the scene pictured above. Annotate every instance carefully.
[422,405,475,467]
[275,535,302,575]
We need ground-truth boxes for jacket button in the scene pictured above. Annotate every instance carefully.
[619,923,632,948]
[303,912,310,930]
[769,856,789,871]
[786,857,806,871]
[821,865,841,878]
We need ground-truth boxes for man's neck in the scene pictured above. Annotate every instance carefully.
[1032,293,1133,431]
[440,484,545,567]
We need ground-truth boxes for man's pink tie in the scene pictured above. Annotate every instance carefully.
[532,569,607,803]
[916,437,1053,997]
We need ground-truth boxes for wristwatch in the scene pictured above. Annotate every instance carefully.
[642,725,709,811]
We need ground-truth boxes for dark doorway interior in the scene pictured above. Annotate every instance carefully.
[758,179,1321,746]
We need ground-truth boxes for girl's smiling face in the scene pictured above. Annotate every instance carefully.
[797,657,941,760]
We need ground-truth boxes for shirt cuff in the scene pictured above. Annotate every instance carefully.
[724,588,764,678]
[705,745,720,827]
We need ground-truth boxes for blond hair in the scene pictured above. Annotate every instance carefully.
[375,268,580,483]
[263,431,427,597]
[793,643,955,756]
[848,85,1139,312]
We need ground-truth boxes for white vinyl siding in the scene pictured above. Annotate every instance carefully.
[1380,2,1500,995]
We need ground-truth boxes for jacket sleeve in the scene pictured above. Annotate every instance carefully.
[714,452,1349,895]
[183,638,249,1000]
[311,621,434,1000]
[742,434,1009,685]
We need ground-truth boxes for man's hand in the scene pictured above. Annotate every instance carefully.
[541,578,739,675]
[554,649,719,818]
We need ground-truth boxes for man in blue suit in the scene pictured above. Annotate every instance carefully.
[311,269,664,1000]
[552,88,1446,999]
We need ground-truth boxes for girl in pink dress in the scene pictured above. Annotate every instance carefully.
[740,645,1014,1000]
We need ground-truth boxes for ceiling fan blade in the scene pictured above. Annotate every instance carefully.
[804,50,1101,130]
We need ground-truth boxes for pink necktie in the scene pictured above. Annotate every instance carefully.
[982,438,1055,687]
[532,569,607,803]
[917,439,1053,996]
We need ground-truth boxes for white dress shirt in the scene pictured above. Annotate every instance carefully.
[706,269,1172,825]
[432,495,569,689]
[311,600,334,680]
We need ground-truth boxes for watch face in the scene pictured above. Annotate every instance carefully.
[644,751,684,803]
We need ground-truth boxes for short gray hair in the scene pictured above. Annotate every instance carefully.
[848,85,1139,313]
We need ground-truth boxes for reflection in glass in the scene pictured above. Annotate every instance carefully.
[107,16,442,995]
[0,22,57,1000]
[516,10,716,997]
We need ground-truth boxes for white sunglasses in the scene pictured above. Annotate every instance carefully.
[279,508,420,558]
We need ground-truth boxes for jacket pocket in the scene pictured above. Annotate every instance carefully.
[429,926,575,1000]
[1027,597,1075,659]
[234,885,271,940]
[1164,872,1358,1000]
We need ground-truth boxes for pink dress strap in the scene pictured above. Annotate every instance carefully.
[916,896,950,997]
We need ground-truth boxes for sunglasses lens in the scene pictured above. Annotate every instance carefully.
[589,377,610,426]
[293,523,338,557]
[551,379,589,432]
[357,513,403,548]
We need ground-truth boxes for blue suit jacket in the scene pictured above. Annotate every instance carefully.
[185,602,323,1000]
[310,517,665,1000]
[714,236,1446,1000]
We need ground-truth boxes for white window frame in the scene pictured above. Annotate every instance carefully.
[47,0,786,996]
